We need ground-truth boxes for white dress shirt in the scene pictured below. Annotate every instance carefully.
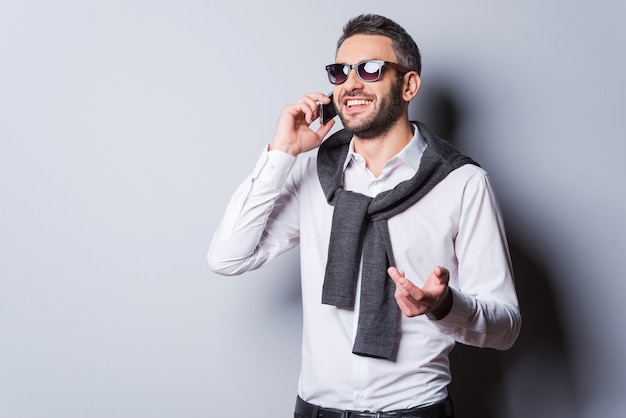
[208,125,521,411]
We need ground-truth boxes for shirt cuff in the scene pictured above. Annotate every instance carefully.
[429,287,476,329]
[251,145,297,189]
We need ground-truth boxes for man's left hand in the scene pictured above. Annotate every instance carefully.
[387,266,453,319]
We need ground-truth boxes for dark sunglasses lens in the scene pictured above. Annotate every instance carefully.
[327,64,348,84]
[357,61,382,81]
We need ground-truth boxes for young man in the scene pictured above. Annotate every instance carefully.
[208,14,520,418]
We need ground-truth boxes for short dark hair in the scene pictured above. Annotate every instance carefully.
[337,14,422,76]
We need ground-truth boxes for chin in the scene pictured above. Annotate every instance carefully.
[340,116,394,139]
[339,113,371,134]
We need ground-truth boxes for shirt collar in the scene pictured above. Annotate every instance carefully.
[343,123,427,173]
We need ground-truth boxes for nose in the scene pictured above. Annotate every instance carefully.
[342,67,364,91]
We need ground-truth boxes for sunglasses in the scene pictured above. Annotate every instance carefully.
[325,60,411,85]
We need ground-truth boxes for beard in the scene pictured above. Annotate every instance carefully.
[338,76,405,139]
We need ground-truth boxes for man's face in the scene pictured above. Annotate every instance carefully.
[333,34,405,139]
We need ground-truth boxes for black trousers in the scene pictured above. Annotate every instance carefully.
[294,396,454,418]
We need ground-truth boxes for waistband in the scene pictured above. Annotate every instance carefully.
[294,396,454,418]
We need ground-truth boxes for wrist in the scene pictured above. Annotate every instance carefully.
[269,138,300,156]
[427,287,453,320]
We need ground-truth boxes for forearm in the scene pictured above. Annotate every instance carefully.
[431,287,521,349]
[431,171,521,349]
[207,147,297,275]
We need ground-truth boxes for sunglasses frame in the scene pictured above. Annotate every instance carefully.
[325,60,411,85]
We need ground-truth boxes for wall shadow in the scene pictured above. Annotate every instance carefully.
[447,237,575,417]
[411,82,575,417]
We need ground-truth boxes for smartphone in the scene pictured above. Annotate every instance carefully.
[319,93,337,125]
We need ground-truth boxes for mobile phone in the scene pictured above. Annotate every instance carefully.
[319,93,337,125]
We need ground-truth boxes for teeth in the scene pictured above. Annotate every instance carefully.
[347,99,372,107]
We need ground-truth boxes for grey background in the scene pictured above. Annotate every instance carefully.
[1,1,624,417]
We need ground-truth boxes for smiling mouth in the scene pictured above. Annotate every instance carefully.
[346,99,372,108]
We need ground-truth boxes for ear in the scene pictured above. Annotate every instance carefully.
[403,72,420,101]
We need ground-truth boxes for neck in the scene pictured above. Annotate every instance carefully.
[353,119,414,177]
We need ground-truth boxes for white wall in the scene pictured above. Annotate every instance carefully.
[1,1,624,417]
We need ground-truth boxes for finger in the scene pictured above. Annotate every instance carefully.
[395,285,427,317]
[434,266,450,284]
[387,266,405,284]
[389,268,425,301]
[299,102,318,125]
[298,94,326,114]
[286,99,314,123]
[303,92,332,104]
[283,102,311,122]
[316,119,335,138]
[403,278,424,300]
[388,267,415,290]
[388,267,409,298]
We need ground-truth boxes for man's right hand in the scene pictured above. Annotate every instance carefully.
[269,93,336,156]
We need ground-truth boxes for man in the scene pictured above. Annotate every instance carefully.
[208,14,520,418]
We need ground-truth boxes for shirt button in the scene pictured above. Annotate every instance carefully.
[356,393,364,400]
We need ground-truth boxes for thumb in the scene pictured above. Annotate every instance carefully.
[434,266,450,284]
